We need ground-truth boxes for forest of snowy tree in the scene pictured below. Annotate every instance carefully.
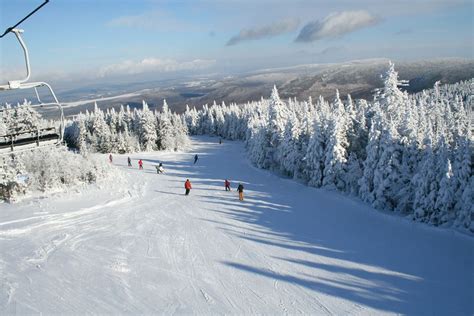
[0,102,116,202]
[183,63,473,231]
[64,100,189,153]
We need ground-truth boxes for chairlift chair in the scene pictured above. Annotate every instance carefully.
[0,28,65,155]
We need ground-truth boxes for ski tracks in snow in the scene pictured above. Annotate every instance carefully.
[0,279,15,313]
[18,191,142,268]
[25,233,69,269]
[0,259,15,313]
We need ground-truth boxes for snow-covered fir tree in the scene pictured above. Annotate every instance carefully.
[157,99,175,150]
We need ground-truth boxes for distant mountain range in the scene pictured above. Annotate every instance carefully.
[180,58,474,109]
[12,57,474,118]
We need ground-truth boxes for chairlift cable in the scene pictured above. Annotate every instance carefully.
[0,0,49,38]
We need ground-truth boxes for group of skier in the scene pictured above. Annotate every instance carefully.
[110,155,165,173]
[185,154,244,200]
[120,156,151,171]
[182,177,243,199]
[224,179,244,199]
[110,155,142,169]
[109,148,245,200]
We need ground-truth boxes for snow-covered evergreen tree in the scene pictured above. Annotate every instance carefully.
[138,101,157,151]
[267,86,288,154]
[322,117,348,190]
[305,120,326,188]
[436,159,456,224]
[358,109,382,204]
[157,99,175,150]
[278,112,301,177]
[0,155,27,202]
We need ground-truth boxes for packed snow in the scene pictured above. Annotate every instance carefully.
[0,136,472,314]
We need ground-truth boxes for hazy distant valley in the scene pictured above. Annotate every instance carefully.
[4,58,473,118]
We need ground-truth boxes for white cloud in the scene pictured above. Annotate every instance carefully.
[98,58,216,77]
[295,10,379,42]
[227,17,300,46]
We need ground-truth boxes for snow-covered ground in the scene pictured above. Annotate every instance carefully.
[0,137,472,314]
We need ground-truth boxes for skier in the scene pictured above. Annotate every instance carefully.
[155,165,164,174]
[237,183,244,201]
[219,138,222,144]
[225,179,231,191]
[109,154,113,163]
[193,154,199,164]
[127,157,132,167]
[184,179,192,195]
[138,159,143,170]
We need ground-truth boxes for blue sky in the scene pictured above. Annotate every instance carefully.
[0,0,472,84]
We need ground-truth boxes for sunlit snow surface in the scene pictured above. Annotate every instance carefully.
[0,137,472,314]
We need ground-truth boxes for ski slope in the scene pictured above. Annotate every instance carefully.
[0,137,472,314]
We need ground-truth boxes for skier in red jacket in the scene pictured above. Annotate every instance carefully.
[184,179,192,195]
[138,159,143,170]
[225,179,231,191]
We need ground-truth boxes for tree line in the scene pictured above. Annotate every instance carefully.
[65,100,189,153]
